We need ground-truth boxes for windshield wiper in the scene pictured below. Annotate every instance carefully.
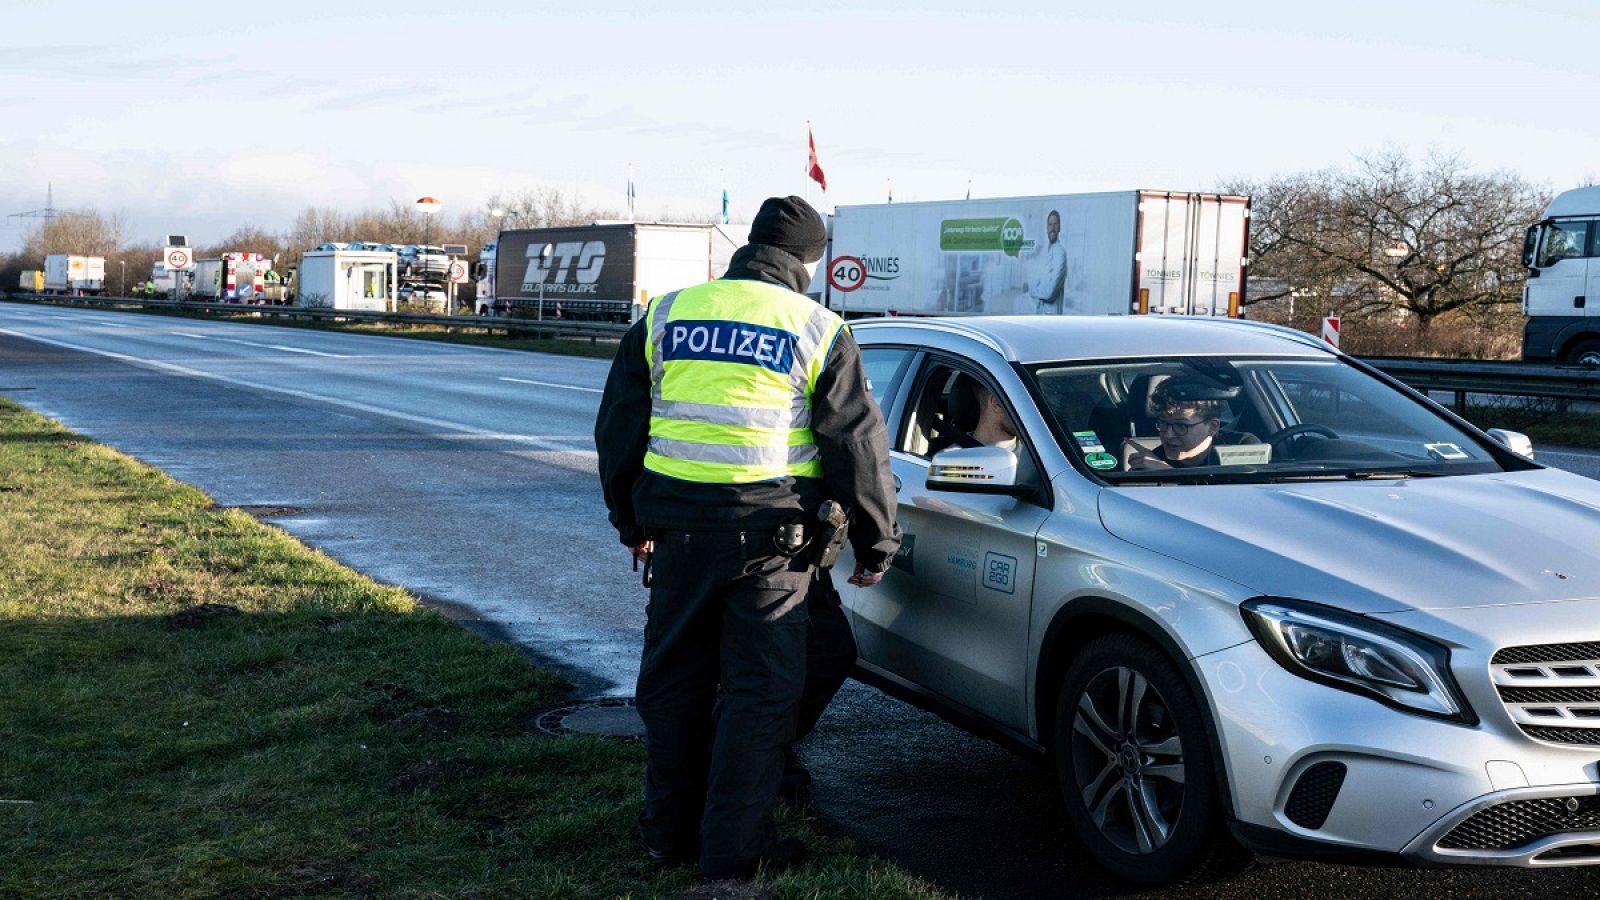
[1340,468,1451,480]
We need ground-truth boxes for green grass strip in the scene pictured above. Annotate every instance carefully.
[0,399,943,899]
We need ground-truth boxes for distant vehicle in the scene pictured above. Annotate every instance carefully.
[396,245,450,283]
[191,253,275,304]
[1521,186,1600,363]
[17,270,44,292]
[397,283,447,305]
[481,222,739,321]
[44,255,107,295]
[813,191,1250,318]
[298,248,395,311]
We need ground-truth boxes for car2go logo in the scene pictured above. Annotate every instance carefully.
[521,241,606,294]
[983,551,1017,594]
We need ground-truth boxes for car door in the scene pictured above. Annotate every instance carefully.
[1528,218,1593,318]
[849,355,1051,732]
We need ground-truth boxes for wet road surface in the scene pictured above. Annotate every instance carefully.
[5,300,1600,898]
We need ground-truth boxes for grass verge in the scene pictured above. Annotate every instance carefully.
[0,398,942,899]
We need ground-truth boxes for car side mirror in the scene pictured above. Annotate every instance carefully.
[1486,428,1534,460]
[926,445,1027,495]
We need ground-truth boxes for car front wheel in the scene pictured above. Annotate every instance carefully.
[1053,633,1246,885]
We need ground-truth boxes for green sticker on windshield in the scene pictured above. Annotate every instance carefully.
[1086,452,1118,470]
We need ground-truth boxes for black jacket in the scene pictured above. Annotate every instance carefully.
[595,244,902,572]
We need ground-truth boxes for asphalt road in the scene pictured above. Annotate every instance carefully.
[4,300,1600,899]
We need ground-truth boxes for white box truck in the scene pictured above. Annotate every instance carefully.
[814,191,1249,318]
[44,255,107,295]
[296,248,397,312]
[1521,186,1600,363]
[17,270,44,292]
[481,222,739,320]
[191,253,274,304]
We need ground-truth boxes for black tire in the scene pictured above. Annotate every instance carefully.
[1053,633,1248,886]
[1566,339,1600,367]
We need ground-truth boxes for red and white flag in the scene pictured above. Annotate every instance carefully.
[807,124,827,192]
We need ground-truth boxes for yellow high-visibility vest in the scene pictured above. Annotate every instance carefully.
[642,279,846,484]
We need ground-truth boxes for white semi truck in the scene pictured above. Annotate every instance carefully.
[813,191,1250,318]
[1521,186,1600,363]
[44,254,107,295]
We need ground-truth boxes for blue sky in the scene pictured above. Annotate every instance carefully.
[3,0,1596,252]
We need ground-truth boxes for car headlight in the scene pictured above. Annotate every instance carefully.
[1241,598,1475,724]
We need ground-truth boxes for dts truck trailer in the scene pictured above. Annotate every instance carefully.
[482,222,739,321]
[44,255,107,295]
[815,191,1249,318]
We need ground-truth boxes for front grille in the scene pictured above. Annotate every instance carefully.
[1494,642,1600,665]
[1284,762,1346,830]
[1491,641,1600,744]
[1438,796,1600,851]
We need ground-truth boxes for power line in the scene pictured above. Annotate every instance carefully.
[8,183,85,221]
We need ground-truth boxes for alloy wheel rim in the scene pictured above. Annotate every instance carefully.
[1070,665,1186,855]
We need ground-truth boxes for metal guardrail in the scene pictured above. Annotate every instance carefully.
[1360,356,1600,409]
[7,293,631,342]
[9,294,1600,408]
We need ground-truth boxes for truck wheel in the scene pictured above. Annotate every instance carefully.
[1053,633,1247,885]
[1566,339,1600,366]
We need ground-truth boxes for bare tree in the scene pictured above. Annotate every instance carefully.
[1230,150,1548,332]
[20,209,127,261]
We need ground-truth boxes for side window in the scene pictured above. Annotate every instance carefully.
[1538,220,1592,267]
[859,348,913,411]
[896,361,1043,491]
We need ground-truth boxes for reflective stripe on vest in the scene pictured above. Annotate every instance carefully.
[642,279,845,484]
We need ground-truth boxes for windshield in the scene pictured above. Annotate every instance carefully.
[1028,356,1508,484]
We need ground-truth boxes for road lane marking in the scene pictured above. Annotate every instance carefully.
[93,320,130,328]
[167,331,350,358]
[498,376,604,394]
[0,326,596,457]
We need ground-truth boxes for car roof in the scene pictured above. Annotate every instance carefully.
[849,315,1334,363]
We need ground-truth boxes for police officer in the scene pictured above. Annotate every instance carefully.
[596,195,900,880]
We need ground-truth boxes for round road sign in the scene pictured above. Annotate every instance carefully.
[828,255,867,292]
[165,248,191,270]
[447,260,470,283]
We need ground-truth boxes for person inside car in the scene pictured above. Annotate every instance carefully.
[971,383,1018,451]
[1124,379,1253,469]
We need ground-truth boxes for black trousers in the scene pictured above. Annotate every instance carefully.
[635,529,813,878]
[796,570,857,743]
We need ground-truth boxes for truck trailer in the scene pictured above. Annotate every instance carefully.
[17,270,44,292]
[191,253,275,303]
[296,248,397,312]
[481,222,739,321]
[44,255,107,295]
[814,191,1249,318]
[1521,186,1600,363]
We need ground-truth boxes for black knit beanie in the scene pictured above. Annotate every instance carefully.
[748,195,827,263]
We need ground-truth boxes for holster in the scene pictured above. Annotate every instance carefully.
[808,501,852,570]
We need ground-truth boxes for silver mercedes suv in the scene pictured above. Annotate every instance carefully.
[840,315,1600,884]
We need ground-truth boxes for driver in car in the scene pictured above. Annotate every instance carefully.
[1126,381,1225,470]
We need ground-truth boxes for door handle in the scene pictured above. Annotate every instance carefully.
[1576,296,1587,309]
[893,474,903,492]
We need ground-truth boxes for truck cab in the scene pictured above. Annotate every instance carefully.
[1522,186,1600,363]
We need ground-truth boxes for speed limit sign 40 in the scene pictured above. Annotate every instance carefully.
[828,255,867,292]
[164,247,193,271]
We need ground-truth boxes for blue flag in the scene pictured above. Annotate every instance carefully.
[721,186,729,225]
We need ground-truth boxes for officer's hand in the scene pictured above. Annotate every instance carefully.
[630,539,654,565]
[848,563,885,588]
